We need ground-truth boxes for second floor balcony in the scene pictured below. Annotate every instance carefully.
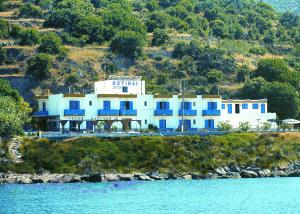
[154,109,173,116]
[178,109,197,116]
[64,109,85,116]
[98,109,119,116]
[119,109,137,116]
[202,110,221,116]
[33,111,49,117]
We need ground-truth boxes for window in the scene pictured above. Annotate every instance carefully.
[157,101,169,110]
[145,120,148,125]
[42,102,46,111]
[179,120,192,129]
[144,101,147,106]
[193,119,196,125]
[228,104,232,114]
[181,102,191,110]
[122,86,128,93]
[120,101,133,110]
[70,100,80,109]
[222,104,225,109]
[235,104,240,114]
[261,104,266,113]
[103,101,111,109]
[89,101,92,106]
[193,102,196,107]
[252,103,259,109]
[242,104,248,109]
[205,119,214,129]
[208,102,217,110]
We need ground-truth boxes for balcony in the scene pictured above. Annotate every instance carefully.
[154,109,173,116]
[64,109,85,116]
[98,109,119,116]
[178,109,197,116]
[33,111,49,117]
[159,128,174,132]
[119,109,137,116]
[202,110,221,116]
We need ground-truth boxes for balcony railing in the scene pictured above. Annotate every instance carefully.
[178,109,197,116]
[98,109,119,116]
[202,110,221,116]
[154,109,173,116]
[33,111,49,117]
[159,128,174,132]
[119,109,137,116]
[64,109,85,116]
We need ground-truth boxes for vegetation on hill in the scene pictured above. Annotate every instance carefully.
[1,133,300,174]
[0,0,300,119]
[262,0,300,14]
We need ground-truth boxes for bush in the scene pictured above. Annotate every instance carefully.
[207,69,223,83]
[26,53,52,79]
[217,121,232,131]
[249,46,267,55]
[0,19,9,39]
[0,47,6,65]
[261,122,272,131]
[110,31,146,59]
[238,122,251,132]
[173,42,190,58]
[19,29,41,45]
[38,32,62,54]
[18,4,43,18]
[152,28,170,46]
[236,65,250,82]
[145,11,170,32]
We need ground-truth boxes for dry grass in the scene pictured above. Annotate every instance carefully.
[67,47,106,63]
[0,11,15,18]
[278,132,300,141]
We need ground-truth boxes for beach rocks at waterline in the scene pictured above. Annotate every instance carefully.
[2,163,300,184]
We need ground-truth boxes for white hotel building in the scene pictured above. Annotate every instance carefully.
[33,76,277,132]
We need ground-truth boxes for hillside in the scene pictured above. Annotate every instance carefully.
[0,0,300,119]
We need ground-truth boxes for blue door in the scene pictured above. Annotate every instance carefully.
[261,104,266,113]
[86,121,93,131]
[159,120,166,129]
[205,119,215,129]
[228,104,232,114]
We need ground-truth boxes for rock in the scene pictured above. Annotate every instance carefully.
[17,177,32,184]
[118,174,134,181]
[240,170,258,178]
[287,169,300,177]
[81,173,102,182]
[31,176,45,184]
[215,167,226,176]
[258,169,272,177]
[229,165,241,173]
[182,175,192,180]
[135,174,153,181]
[226,172,241,179]
[191,173,203,179]
[204,173,219,179]
[148,172,168,180]
[102,174,120,182]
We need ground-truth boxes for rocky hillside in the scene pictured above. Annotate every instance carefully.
[0,0,299,119]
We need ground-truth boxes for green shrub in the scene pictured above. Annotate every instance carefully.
[0,19,9,39]
[217,121,233,131]
[152,28,170,46]
[19,28,41,45]
[0,47,6,65]
[18,4,43,18]
[38,32,62,54]
[110,31,146,59]
[173,42,190,58]
[207,69,223,83]
[249,46,267,55]
[26,53,52,79]
[238,122,251,132]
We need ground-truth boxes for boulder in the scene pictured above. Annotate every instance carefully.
[118,174,134,181]
[240,170,258,178]
[148,172,168,180]
[182,175,192,180]
[135,174,153,181]
[226,172,241,179]
[204,173,219,179]
[191,173,203,179]
[17,177,32,184]
[31,176,45,184]
[229,165,241,173]
[102,174,120,182]
[81,173,102,182]
[215,167,226,176]
[287,169,300,177]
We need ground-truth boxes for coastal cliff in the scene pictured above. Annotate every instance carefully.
[1,132,300,184]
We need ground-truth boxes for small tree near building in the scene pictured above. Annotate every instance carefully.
[217,121,232,131]
[238,122,251,132]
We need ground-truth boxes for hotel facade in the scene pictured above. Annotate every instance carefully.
[33,76,277,132]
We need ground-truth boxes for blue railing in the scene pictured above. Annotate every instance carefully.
[159,128,174,132]
[154,109,173,116]
[202,110,221,116]
[119,109,137,116]
[64,109,85,116]
[98,109,119,116]
[178,109,197,116]
[33,111,49,117]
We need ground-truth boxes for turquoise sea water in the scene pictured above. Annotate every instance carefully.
[1,178,300,214]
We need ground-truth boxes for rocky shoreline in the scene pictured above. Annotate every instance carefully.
[1,162,300,184]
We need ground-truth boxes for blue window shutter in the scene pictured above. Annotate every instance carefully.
[211,120,214,129]
[69,101,73,109]
[186,120,191,128]
[242,104,248,109]
[213,102,217,110]
[188,102,192,110]
[208,102,211,110]
[156,102,160,110]
[166,102,169,110]
[222,104,225,109]
[261,104,266,113]
[205,120,209,129]
[228,104,232,114]
[130,101,133,109]
[179,120,182,127]
[120,101,125,109]
[252,104,259,109]
[75,101,80,110]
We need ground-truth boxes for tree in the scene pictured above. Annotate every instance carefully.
[0,47,6,65]
[0,19,9,39]
[217,121,232,131]
[19,29,41,45]
[236,65,250,82]
[71,15,104,44]
[26,53,52,79]
[38,32,62,54]
[110,31,146,59]
[254,58,291,82]
[18,4,43,18]
[173,42,190,58]
[261,122,271,131]
[280,12,300,28]
[238,122,251,132]
[152,28,170,46]
[0,0,6,11]
[207,69,223,83]
[145,11,170,32]
[210,19,229,39]
[146,0,159,11]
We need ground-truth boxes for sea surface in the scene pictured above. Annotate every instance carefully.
[1,178,300,214]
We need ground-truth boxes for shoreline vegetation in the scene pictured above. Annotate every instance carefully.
[1,132,300,184]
